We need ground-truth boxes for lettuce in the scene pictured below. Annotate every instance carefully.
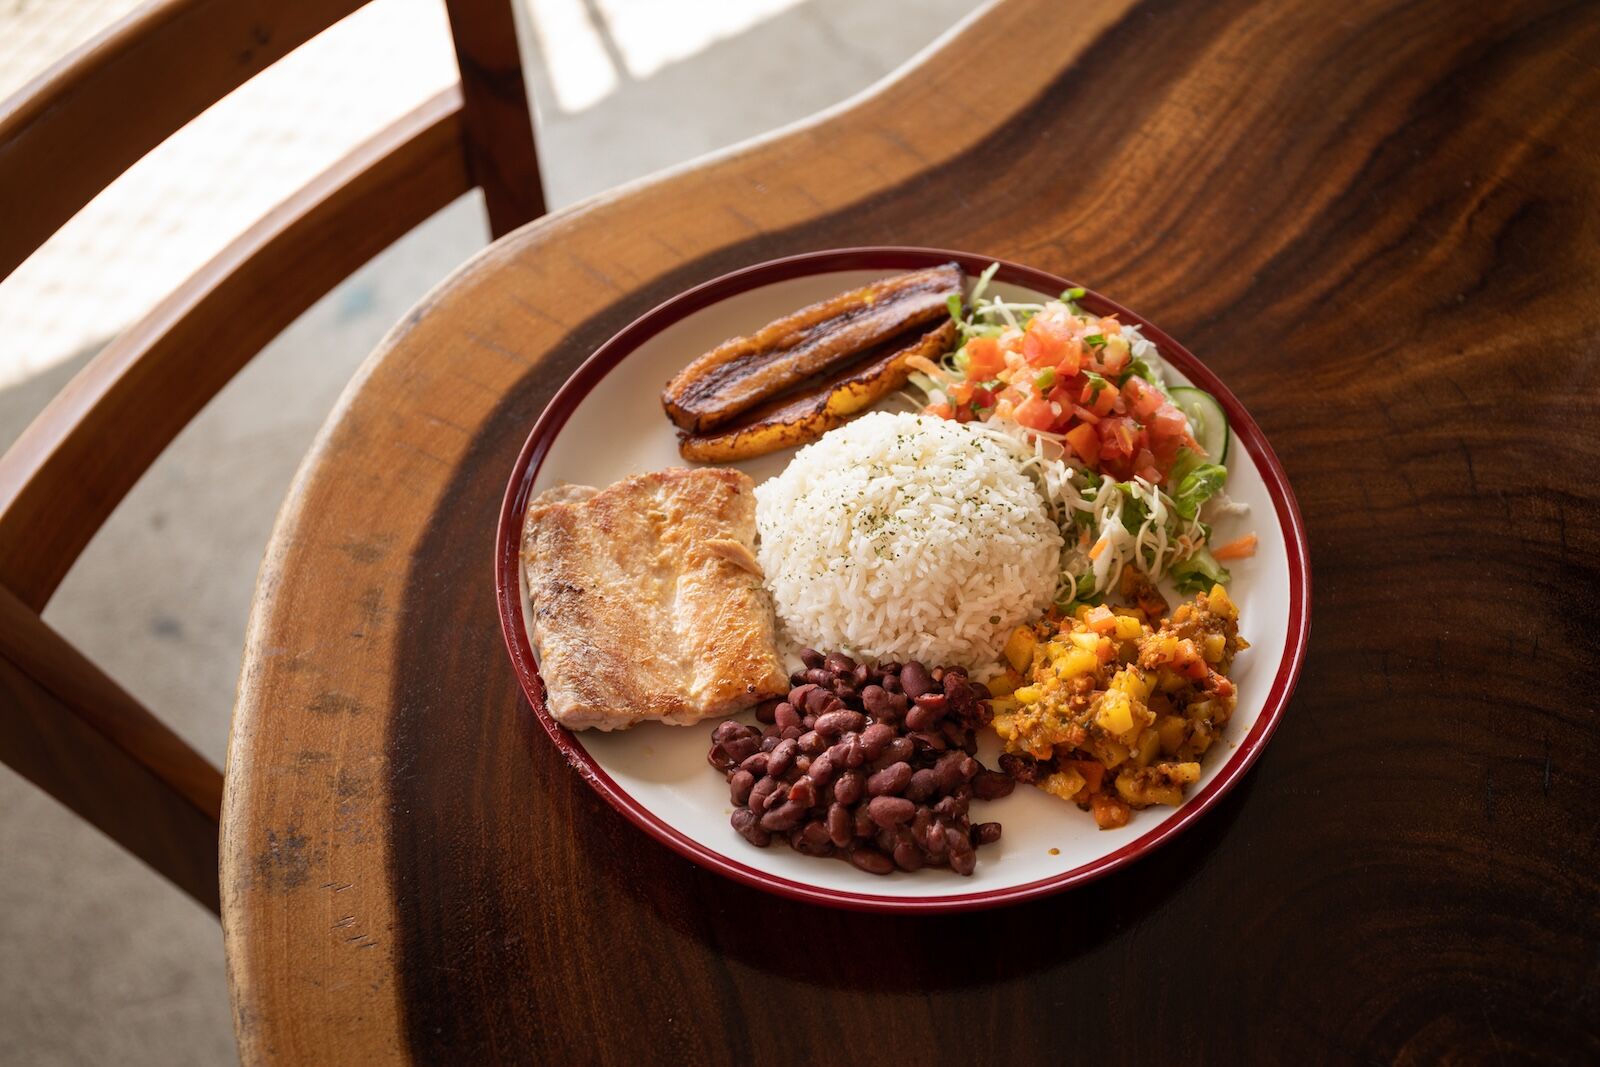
[1171,547,1230,595]
[1173,463,1227,520]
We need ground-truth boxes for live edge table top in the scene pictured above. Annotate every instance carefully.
[221,1,1600,1062]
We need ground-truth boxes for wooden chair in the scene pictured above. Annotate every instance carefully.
[0,0,544,913]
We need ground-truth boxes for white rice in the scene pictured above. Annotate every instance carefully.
[754,411,1062,668]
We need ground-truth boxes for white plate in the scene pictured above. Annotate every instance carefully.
[495,248,1310,911]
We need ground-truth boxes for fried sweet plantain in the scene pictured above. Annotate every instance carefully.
[677,318,958,462]
[662,263,962,434]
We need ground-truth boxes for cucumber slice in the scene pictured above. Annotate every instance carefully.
[1169,386,1230,464]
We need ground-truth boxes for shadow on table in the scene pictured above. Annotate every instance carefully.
[567,736,1256,993]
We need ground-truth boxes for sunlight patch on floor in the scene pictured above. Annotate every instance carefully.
[0,0,456,390]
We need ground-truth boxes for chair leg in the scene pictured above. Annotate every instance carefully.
[444,0,547,235]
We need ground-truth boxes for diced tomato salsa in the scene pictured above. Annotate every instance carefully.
[925,301,1201,483]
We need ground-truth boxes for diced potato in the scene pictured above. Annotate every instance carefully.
[1186,698,1216,722]
[1156,714,1187,755]
[991,711,1016,740]
[1096,738,1129,769]
[988,668,1022,698]
[1014,685,1043,704]
[1113,614,1144,641]
[1113,772,1145,806]
[1068,631,1100,652]
[1095,691,1134,737]
[1208,584,1238,620]
[1110,667,1154,701]
[1158,668,1187,693]
[1133,728,1161,768]
[1003,626,1037,674]
[1058,648,1099,678]
[1039,769,1087,802]
[1166,761,1202,785]
[1145,783,1183,806]
[1202,633,1227,663]
[1115,771,1182,808]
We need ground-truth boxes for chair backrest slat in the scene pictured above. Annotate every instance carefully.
[0,0,540,911]
[0,88,469,611]
[0,0,367,282]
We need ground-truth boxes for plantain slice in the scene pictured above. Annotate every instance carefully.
[677,318,958,463]
[662,263,963,434]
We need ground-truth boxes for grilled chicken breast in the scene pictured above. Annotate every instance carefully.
[521,467,788,730]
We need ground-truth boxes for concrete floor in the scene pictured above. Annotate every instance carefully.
[0,1,982,1062]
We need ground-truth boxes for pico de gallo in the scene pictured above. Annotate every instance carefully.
[921,279,1205,485]
[909,265,1253,609]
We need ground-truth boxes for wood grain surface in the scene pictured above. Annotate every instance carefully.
[221,0,1600,1062]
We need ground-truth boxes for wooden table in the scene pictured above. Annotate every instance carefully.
[220,0,1600,1061]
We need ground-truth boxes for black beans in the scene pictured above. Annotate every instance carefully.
[905,696,948,732]
[768,738,798,777]
[866,761,913,797]
[893,838,925,871]
[860,685,892,718]
[787,777,817,809]
[859,722,894,760]
[731,807,770,847]
[827,803,853,847]
[834,771,864,807]
[848,847,895,876]
[867,796,915,827]
[906,768,938,802]
[900,661,935,698]
[709,652,1009,877]
[873,737,915,769]
[775,702,801,731]
[973,771,1016,800]
[760,799,808,832]
[749,776,781,813]
[814,709,866,737]
[795,821,833,856]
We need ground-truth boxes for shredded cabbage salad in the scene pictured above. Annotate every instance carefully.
[908,264,1251,610]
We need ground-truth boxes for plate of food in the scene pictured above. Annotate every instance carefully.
[495,247,1309,911]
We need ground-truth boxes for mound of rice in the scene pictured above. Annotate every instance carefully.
[755,411,1062,668]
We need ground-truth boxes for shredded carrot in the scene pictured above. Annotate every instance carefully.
[1212,533,1258,561]
[1078,529,1091,548]
[1088,536,1108,560]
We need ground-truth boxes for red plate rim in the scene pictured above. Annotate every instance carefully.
[494,246,1311,913]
